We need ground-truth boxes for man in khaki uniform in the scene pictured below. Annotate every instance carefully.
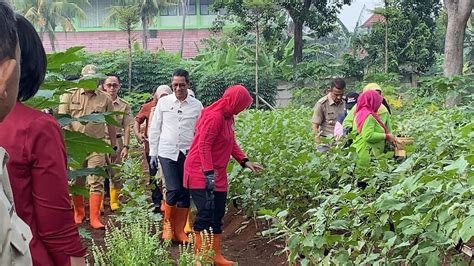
[58,65,118,229]
[103,74,133,211]
[312,78,346,146]
[0,2,33,263]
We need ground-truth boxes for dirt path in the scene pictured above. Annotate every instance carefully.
[79,199,287,265]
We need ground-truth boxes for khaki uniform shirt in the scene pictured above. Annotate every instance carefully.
[110,97,134,137]
[312,95,345,137]
[58,88,114,139]
[0,148,33,265]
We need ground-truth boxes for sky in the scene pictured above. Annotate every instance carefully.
[339,0,383,31]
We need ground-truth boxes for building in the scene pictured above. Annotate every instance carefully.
[42,0,225,58]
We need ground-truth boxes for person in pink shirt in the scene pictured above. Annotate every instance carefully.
[184,85,263,266]
[0,14,86,266]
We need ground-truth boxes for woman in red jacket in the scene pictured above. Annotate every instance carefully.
[184,85,263,266]
[0,15,86,266]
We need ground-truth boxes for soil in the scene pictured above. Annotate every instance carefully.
[79,199,287,266]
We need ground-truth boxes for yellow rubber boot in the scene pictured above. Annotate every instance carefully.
[109,188,120,211]
[184,209,194,234]
[173,207,190,243]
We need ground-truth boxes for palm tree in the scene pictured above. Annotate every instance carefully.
[117,0,178,50]
[13,0,90,52]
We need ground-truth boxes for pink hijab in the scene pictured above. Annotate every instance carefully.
[201,85,253,119]
[355,90,388,134]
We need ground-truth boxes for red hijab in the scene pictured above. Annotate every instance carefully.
[355,90,388,134]
[200,85,253,121]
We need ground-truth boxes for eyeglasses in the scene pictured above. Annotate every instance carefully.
[172,83,187,89]
[104,83,120,89]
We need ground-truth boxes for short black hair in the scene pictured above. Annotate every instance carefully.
[97,79,105,87]
[105,73,122,84]
[16,14,47,101]
[331,78,346,90]
[0,1,17,61]
[172,68,190,84]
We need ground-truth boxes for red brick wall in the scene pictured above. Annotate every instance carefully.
[42,29,212,58]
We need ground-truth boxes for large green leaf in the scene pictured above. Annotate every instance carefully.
[63,130,114,164]
[47,46,84,71]
[57,112,122,128]
[67,167,108,180]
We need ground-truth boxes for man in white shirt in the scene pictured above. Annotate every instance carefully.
[148,69,203,243]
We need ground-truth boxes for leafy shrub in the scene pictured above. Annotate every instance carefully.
[91,212,172,265]
[88,49,183,93]
[228,101,473,264]
[193,65,277,107]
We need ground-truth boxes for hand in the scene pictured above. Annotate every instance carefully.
[150,156,158,169]
[314,134,321,144]
[204,171,215,210]
[120,147,129,159]
[70,256,86,266]
[111,150,118,162]
[245,162,264,173]
[386,134,399,145]
[136,133,145,144]
[204,171,215,191]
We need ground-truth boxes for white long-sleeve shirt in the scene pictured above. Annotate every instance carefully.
[148,93,203,161]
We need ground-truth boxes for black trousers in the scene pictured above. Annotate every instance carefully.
[159,152,190,208]
[190,189,227,234]
[146,155,163,206]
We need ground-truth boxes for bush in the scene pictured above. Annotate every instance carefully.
[88,49,184,93]
[193,65,278,108]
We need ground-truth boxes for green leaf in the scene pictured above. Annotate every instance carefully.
[417,246,436,254]
[459,216,474,242]
[47,46,84,71]
[444,156,468,175]
[302,236,314,247]
[69,184,89,197]
[379,198,405,212]
[64,130,114,164]
[67,167,107,180]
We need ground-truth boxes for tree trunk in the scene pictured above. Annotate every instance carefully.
[128,29,132,92]
[291,0,311,66]
[443,0,473,77]
[384,0,389,73]
[142,15,149,50]
[48,30,56,52]
[293,20,303,66]
[179,0,189,58]
[255,15,260,109]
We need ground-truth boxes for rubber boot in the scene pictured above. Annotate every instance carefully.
[160,200,165,212]
[173,207,189,243]
[72,195,85,224]
[193,231,213,264]
[109,188,120,211]
[162,203,175,240]
[213,234,234,266]
[89,193,105,229]
[184,209,194,234]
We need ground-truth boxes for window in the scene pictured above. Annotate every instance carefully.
[200,0,216,15]
[79,0,115,27]
[160,0,196,16]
